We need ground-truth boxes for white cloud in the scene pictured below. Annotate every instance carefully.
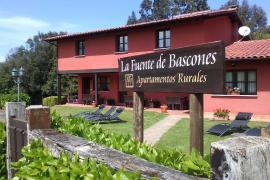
[0,16,49,31]
[0,16,80,60]
[0,56,5,62]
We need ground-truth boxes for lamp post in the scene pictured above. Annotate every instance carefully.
[11,67,24,102]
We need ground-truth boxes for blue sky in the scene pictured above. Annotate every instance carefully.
[0,0,269,62]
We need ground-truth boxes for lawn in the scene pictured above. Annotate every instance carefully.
[155,118,269,155]
[51,106,167,136]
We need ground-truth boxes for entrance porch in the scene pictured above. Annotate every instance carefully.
[57,72,190,110]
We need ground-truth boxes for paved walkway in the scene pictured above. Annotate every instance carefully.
[144,114,185,145]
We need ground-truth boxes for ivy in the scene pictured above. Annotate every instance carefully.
[51,112,210,178]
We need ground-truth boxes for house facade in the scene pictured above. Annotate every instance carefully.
[46,7,270,115]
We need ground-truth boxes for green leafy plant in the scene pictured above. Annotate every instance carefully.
[0,122,6,179]
[214,108,230,119]
[12,139,142,179]
[51,112,210,178]
[42,96,67,107]
[0,93,30,109]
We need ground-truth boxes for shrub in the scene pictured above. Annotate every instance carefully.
[214,108,230,119]
[0,93,30,109]
[12,140,142,179]
[51,112,210,178]
[0,122,6,179]
[42,96,67,107]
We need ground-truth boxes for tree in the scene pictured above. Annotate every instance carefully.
[152,0,172,20]
[0,31,74,104]
[220,0,239,9]
[174,0,209,14]
[252,27,270,40]
[139,0,153,22]
[221,0,268,38]
[128,0,210,23]
[250,5,267,31]
[127,11,138,25]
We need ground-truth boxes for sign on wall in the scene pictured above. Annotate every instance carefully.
[119,41,225,94]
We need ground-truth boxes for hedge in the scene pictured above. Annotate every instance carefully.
[0,93,30,109]
[42,96,67,107]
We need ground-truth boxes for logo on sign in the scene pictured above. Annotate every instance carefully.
[125,74,134,88]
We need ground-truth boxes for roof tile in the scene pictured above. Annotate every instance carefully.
[226,39,270,60]
[45,7,239,41]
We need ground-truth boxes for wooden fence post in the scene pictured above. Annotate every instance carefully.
[26,105,50,131]
[133,92,144,142]
[5,102,26,179]
[211,136,270,179]
[189,93,204,155]
[6,104,50,179]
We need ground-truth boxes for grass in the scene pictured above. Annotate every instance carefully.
[51,106,167,136]
[155,118,269,154]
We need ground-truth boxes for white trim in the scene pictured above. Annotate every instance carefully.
[114,51,128,54]
[153,48,170,51]
[211,94,258,98]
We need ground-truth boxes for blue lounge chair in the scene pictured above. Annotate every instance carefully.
[86,107,125,123]
[207,112,253,136]
[84,106,116,119]
[73,104,105,117]
[244,124,270,136]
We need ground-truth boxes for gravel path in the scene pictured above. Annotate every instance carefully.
[144,115,182,145]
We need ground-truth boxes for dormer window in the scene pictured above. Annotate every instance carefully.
[117,35,128,52]
[156,30,170,48]
[76,40,85,56]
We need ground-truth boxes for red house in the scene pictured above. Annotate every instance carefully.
[46,7,270,115]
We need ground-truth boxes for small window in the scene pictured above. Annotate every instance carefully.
[117,35,128,52]
[75,40,85,56]
[225,70,257,95]
[157,29,170,48]
[98,77,110,91]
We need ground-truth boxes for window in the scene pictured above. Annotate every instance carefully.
[117,35,128,52]
[75,40,85,56]
[156,29,170,48]
[225,70,257,95]
[98,77,110,91]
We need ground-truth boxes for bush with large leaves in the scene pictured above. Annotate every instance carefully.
[12,140,142,179]
[51,112,210,178]
[0,122,6,179]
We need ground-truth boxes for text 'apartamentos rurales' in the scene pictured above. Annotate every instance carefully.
[119,41,225,94]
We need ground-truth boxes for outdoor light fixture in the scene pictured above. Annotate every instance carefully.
[11,67,25,102]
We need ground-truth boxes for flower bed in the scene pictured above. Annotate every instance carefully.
[213,108,230,120]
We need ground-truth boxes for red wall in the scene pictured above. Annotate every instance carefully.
[77,73,119,104]
[204,61,270,115]
[58,15,270,114]
[57,16,238,72]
